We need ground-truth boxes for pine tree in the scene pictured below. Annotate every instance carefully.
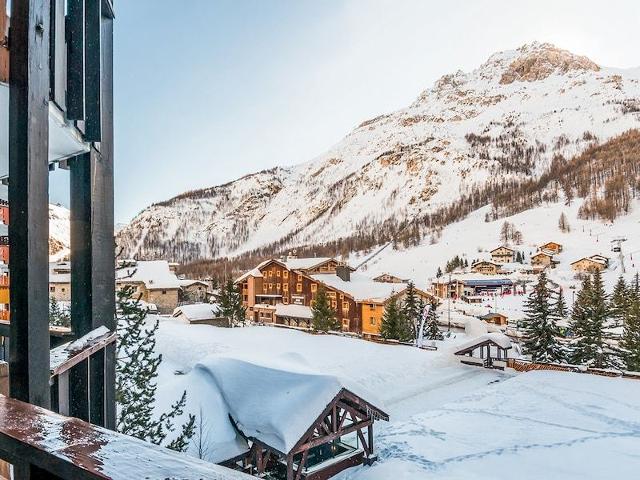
[218,279,247,325]
[424,299,443,340]
[570,271,622,368]
[609,276,630,328]
[380,297,405,340]
[402,282,420,339]
[116,286,195,452]
[522,272,565,363]
[311,287,338,332]
[436,267,443,278]
[555,288,568,319]
[49,295,70,328]
[621,296,640,371]
[558,212,571,233]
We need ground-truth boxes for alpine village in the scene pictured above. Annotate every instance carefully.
[0,2,639,480]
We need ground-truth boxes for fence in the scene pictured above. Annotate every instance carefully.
[506,358,640,380]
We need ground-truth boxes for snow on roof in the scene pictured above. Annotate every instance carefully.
[234,267,264,284]
[173,303,221,322]
[490,245,515,253]
[177,278,209,287]
[311,272,406,302]
[49,262,71,283]
[194,355,381,455]
[283,257,333,271]
[116,260,181,290]
[275,303,312,319]
[454,332,513,354]
[463,278,514,287]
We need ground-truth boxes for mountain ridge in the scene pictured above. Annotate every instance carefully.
[117,42,640,265]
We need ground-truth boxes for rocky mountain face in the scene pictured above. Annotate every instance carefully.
[117,42,640,264]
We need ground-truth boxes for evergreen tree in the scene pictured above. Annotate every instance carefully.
[311,287,338,332]
[621,296,640,371]
[570,271,622,368]
[555,288,568,319]
[380,297,406,340]
[522,272,565,363]
[558,212,571,233]
[436,267,443,278]
[609,276,630,328]
[402,282,420,339]
[49,296,70,328]
[218,279,247,325]
[424,299,443,340]
[116,286,195,452]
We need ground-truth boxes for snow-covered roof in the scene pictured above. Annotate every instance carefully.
[194,356,382,455]
[49,262,71,283]
[275,303,312,319]
[116,260,181,290]
[283,257,333,271]
[173,303,221,322]
[454,332,513,354]
[431,273,513,285]
[490,245,515,253]
[311,272,407,302]
[177,278,209,288]
[234,267,264,284]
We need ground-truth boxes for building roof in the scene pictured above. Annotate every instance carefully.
[490,246,515,254]
[480,312,508,320]
[194,356,385,455]
[177,279,209,288]
[275,303,312,319]
[310,272,407,302]
[116,260,181,290]
[571,256,608,266]
[172,303,221,322]
[234,266,265,284]
[282,257,334,271]
[472,260,500,267]
[532,251,554,258]
[463,278,513,287]
[454,332,513,355]
[49,262,71,283]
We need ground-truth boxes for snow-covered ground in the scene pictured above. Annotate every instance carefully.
[153,319,640,478]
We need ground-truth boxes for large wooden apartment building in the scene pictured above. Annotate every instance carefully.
[236,256,432,336]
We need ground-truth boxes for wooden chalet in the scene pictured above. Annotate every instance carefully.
[531,251,555,269]
[454,333,512,370]
[539,241,563,254]
[471,261,501,275]
[571,255,609,273]
[206,357,389,480]
[236,258,431,336]
[372,273,406,284]
[479,312,508,326]
[490,246,515,264]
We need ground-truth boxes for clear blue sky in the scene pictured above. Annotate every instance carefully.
[49,0,640,223]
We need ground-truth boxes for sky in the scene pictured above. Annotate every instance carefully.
[49,0,640,223]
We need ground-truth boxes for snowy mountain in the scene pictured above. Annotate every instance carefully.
[117,42,640,264]
[49,204,71,261]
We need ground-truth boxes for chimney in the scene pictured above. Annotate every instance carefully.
[336,264,350,282]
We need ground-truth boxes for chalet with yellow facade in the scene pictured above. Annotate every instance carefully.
[235,256,434,336]
[571,255,609,273]
[116,260,182,314]
[490,246,515,264]
[531,251,554,269]
[471,261,501,275]
[539,242,563,254]
[49,261,72,302]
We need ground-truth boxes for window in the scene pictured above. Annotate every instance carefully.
[342,301,349,311]
[268,283,273,290]
[269,270,273,277]
[276,283,281,291]
[276,270,281,277]
[283,296,289,304]
[263,284,267,293]
[369,304,375,310]
[342,318,349,329]
[243,295,248,301]
[162,290,167,294]
[370,317,376,325]
[296,283,302,293]
[297,274,302,281]
[283,271,289,279]
[311,284,317,292]
[331,300,337,309]
[49,286,55,293]
[62,288,66,292]
[283,283,289,291]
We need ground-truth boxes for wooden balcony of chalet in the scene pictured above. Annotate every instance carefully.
[0,1,251,479]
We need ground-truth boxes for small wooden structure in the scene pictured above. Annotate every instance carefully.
[480,312,508,326]
[227,388,389,480]
[539,242,563,254]
[490,246,515,264]
[454,333,512,370]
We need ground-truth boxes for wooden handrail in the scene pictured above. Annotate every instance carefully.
[0,395,251,479]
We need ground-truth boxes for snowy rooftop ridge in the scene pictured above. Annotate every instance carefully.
[115,260,180,290]
[311,272,407,302]
[194,355,382,455]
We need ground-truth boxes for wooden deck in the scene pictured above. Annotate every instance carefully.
[0,395,250,479]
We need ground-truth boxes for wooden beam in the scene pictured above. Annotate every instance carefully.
[8,0,51,409]
[295,418,372,453]
[83,0,101,141]
[66,0,85,119]
[294,449,308,480]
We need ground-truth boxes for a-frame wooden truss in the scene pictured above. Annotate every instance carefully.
[234,388,389,480]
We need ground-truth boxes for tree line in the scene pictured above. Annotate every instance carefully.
[523,270,640,371]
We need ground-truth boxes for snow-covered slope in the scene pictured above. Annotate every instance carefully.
[49,204,71,261]
[118,42,640,263]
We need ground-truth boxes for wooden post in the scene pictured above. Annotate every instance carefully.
[8,0,51,409]
[66,0,85,119]
[84,0,101,142]
[286,454,294,480]
[367,423,374,456]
